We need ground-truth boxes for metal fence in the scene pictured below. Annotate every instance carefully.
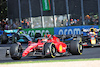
[7,0,99,29]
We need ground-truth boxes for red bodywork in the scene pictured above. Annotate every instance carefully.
[22,35,67,57]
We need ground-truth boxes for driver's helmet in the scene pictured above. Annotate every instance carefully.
[19,31,23,34]
[47,34,53,39]
[47,34,51,38]
[18,27,22,30]
[91,29,94,32]
[90,28,95,32]
[44,34,52,39]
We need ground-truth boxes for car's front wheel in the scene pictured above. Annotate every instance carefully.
[10,43,22,60]
[1,34,8,44]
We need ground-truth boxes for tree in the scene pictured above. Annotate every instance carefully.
[0,0,7,21]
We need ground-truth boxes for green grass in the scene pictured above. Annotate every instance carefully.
[1,58,100,64]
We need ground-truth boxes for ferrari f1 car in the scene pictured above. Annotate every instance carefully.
[6,34,83,60]
[82,28,100,47]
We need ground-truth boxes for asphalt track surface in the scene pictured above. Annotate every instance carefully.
[0,43,100,63]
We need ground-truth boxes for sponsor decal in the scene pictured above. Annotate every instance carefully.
[58,28,81,35]
[54,25,99,36]
[21,30,50,36]
[22,28,54,36]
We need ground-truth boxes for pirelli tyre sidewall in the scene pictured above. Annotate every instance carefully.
[10,43,22,60]
[43,42,56,58]
[1,34,8,44]
[70,40,83,55]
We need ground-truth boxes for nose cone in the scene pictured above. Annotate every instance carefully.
[22,48,30,57]
[22,46,33,57]
[22,52,28,57]
[22,43,38,57]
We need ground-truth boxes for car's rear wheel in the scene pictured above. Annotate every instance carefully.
[70,40,83,55]
[10,43,22,60]
[1,34,8,44]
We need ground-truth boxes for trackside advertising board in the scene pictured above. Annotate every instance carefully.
[22,28,54,36]
[54,25,99,36]
[99,26,100,35]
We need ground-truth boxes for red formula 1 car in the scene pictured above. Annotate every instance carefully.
[6,34,83,60]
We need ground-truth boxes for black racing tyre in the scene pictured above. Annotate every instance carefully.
[1,34,8,44]
[35,33,41,38]
[10,43,22,60]
[34,33,41,42]
[70,40,83,55]
[43,43,56,58]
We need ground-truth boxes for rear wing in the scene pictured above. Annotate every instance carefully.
[96,29,100,32]
[4,29,18,33]
[55,35,72,39]
[55,34,82,38]
[55,34,82,42]
[81,29,89,32]
[82,28,100,32]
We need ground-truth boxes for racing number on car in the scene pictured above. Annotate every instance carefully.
[59,45,62,52]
